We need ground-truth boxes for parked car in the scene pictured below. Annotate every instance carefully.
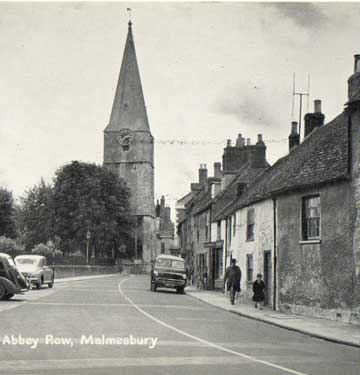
[0,253,29,300]
[150,255,187,294]
[14,255,54,289]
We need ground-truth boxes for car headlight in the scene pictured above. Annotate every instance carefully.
[154,271,159,276]
[182,274,187,280]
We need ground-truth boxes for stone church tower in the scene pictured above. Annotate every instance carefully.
[103,21,155,267]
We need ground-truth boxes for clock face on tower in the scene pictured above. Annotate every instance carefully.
[117,129,132,146]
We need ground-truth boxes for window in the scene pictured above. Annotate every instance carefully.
[122,145,130,151]
[302,196,321,240]
[246,209,254,241]
[246,254,253,283]
[217,221,221,240]
[161,242,165,254]
[197,229,200,242]
[226,217,232,249]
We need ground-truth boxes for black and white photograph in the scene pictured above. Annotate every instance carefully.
[0,1,360,374]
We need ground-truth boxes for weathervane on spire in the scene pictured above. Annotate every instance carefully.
[127,8,132,27]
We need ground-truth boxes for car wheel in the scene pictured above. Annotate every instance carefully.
[0,284,7,300]
[5,294,14,300]
[48,275,54,288]
[176,287,185,294]
[36,277,43,289]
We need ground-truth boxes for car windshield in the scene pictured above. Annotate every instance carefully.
[15,258,37,265]
[156,258,185,270]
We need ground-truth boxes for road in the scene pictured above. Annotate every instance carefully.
[0,274,359,375]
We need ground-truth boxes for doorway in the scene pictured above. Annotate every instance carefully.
[263,251,272,306]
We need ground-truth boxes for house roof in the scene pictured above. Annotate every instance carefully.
[216,112,350,220]
[176,191,193,206]
[212,162,269,220]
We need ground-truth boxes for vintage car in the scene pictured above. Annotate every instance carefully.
[150,255,187,294]
[14,255,54,289]
[0,253,29,300]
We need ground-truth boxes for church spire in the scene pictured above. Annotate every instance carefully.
[105,20,150,133]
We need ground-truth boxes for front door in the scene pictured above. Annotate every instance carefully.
[263,251,272,306]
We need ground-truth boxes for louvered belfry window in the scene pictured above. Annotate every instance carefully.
[302,196,321,240]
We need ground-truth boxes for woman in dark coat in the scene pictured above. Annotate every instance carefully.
[252,273,265,309]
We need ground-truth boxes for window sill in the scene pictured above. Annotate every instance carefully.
[246,239,254,242]
[299,239,321,245]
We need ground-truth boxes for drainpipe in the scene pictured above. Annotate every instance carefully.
[272,197,277,311]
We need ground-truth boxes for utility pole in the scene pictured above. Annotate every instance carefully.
[86,229,90,264]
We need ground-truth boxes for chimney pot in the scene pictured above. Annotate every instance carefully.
[291,121,298,134]
[236,134,242,146]
[289,121,300,151]
[354,54,360,74]
[314,100,322,114]
[199,164,208,185]
[214,162,222,179]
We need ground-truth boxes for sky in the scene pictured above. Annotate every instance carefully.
[1,2,360,219]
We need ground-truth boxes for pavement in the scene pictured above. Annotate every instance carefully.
[0,274,359,375]
[186,286,360,348]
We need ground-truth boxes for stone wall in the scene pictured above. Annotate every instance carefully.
[277,181,355,315]
[231,199,274,306]
[54,265,118,279]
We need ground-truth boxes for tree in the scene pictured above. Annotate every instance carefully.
[52,161,132,256]
[0,187,16,238]
[17,179,54,251]
[0,236,23,257]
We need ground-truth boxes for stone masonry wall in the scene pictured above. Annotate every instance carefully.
[277,182,357,322]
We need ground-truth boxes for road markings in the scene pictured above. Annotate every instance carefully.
[118,277,310,375]
[26,301,206,310]
[0,356,249,371]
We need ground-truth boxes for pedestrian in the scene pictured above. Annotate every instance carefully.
[253,273,266,310]
[203,266,208,290]
[223,258,241,305]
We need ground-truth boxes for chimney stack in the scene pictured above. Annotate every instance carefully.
[160,195,165,209]
[348,54,360,105]
[304,100,325,138]
[246,138,251,146]
[199,164,208,186]
[226,139,232,147]
[249,134,267,168]
[288,121,300,152]
[214,162,222,179]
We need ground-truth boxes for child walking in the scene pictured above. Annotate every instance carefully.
[252,273,265,310]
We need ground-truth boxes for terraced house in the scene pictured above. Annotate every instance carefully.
[178,55,360,323]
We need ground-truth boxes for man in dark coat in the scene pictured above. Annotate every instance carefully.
[224,258,241,305]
